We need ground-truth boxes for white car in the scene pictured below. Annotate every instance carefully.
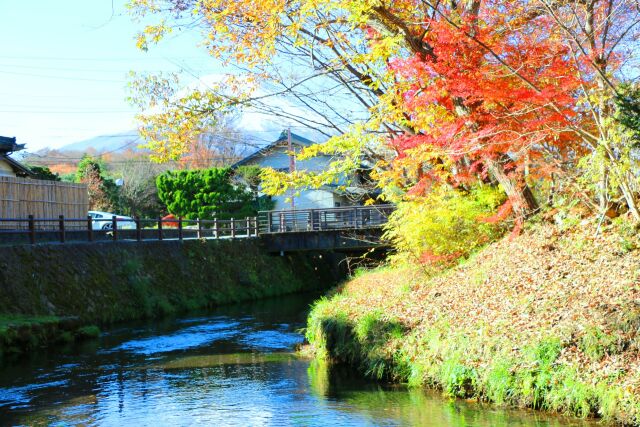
[88,211,136,230]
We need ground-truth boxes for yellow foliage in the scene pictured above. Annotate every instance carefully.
[127,72,234,162]
[384,185,506,266]
[260,124,387,196]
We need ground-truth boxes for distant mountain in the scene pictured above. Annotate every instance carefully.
[55,128,325,156]
[58,130,142,153]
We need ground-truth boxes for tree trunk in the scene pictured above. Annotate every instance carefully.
[485,156,539,220]
[619,177,640,222]
[596,157,610,216]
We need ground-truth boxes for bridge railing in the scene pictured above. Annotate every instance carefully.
[257,204,394,234]
[0,215,259,245]
[0,204,395,245]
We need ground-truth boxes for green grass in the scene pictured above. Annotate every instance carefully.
[0,315,103,360]
[579,327,622,361]
[0,315,61,331]
[75,325,101,339]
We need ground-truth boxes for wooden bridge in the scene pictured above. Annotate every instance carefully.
[0,205,394,252]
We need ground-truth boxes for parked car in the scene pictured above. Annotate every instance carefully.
[88,211,135,230]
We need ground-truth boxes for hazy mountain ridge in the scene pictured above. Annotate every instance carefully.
[57,130,143,153]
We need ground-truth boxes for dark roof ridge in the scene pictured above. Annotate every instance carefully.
[231,129,320,168]
[0,135,25,154]
[273,130,316,146]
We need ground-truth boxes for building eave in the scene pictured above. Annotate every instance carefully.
[1,155,36,178]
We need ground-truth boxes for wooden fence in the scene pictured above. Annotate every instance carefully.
[0,177,88,230]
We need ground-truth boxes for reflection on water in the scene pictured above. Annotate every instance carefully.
[110,322,242,355]
[0,293,594,426]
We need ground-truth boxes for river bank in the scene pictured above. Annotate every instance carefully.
[306,221,640,424]
[0,239,344,360]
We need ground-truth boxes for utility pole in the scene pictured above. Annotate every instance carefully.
[288,127,295,210]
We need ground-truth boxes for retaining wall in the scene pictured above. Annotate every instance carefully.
[0,239,345,323]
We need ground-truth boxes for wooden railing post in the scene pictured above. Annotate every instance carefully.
[353,207,359,228]
[197,218,202,239]
[178,217,183,241]
[59,215,66,243]
[28,214,35,244]
[267,211,272,233]
[253,217,258,236]
[230,218,236,239]
[111,216,117,241]
[158,217,163,241]
[213,217,218,238]
[307,210,313,231]
[135,216,141,242]
[246,217,251,237]
[279,212,285,232]
[87,215,93,242]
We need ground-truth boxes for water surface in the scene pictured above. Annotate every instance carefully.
[0,293,594,426]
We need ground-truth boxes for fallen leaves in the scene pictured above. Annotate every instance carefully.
[329,221,640,396]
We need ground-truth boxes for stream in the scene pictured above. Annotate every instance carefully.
[0,292,594,426]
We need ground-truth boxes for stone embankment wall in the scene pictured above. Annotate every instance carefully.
[0,239,343,322]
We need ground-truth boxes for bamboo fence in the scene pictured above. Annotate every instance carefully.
[0,177,88,230]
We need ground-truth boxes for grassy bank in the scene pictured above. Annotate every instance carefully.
[0,239,344,359]
[306,222,640,424]
[0,315,101,359]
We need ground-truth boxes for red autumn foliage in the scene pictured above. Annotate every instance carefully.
[381,0,590,217]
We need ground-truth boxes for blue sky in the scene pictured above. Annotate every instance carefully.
[0,0,220,151]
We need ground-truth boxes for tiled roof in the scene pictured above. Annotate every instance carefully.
[231,130,317,168]
[0,136,25,154]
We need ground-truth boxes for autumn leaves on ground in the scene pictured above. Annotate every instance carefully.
[306,220,640,424]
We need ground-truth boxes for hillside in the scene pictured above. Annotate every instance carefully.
[58,130,142,153]
[307,220,640,424]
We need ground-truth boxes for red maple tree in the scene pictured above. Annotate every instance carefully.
[376,0,590,220]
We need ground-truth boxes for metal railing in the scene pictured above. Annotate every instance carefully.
[257,204,394,234]
[0,215,259,245]
[0,205,394,245]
